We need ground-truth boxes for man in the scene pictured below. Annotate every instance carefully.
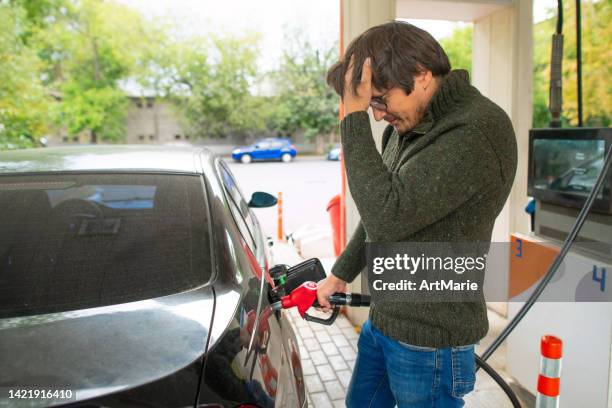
[316,21,517,407]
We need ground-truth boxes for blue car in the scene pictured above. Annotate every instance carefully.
[232,138,297,164]
[327,146,341,161]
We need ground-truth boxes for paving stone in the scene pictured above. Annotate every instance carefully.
[333,399,346,408]
[310,350,328,365]
[349,339,358,351]
[326,324,342,334]
[299,326,315,339]
[324,380,345,401]
[295,319,309,329]
[328,354,349,371]
[299,345,310,360]
[331,335,350,348]
[316,364,336,381]
[304,374,324,393]
[315,330,332,343]
[338,346,356,360]
[341,327,359,340]
[305,337,322,352]
[321,342,339,356]
[310,392,333,408]
[335,317,352,329]
[311,323,327,332]
[336,370,353,388]
[301,358,317,375]
[345,358,356,369]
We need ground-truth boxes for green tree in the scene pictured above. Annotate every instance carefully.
[53,0,156,143]
[269,33,339,141]
[0,3,51,149]
[439,25,472,75]
[533,0,610,127]
[1,0,163,148]
[146,33,264,138]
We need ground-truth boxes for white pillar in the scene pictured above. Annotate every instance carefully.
[472,0,532,316]
[472,0,533,240]
[341,0,396,325]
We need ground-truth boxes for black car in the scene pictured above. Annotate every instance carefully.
[0,146,306,407]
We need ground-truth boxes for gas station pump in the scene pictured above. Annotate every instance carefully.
[489,1,612,405]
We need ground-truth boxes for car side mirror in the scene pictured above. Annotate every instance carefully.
[248,192,277,208]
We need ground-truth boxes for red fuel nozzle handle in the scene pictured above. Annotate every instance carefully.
[271,281,371,326]
[276,281,318,318]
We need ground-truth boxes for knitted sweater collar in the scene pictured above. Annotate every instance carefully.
[428,69,472,121]
[397,69,472,137]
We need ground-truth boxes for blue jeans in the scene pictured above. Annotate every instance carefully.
[346,320,476,408]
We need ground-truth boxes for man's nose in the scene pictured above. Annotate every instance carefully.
[372,108,386,121]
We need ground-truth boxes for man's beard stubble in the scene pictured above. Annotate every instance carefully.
[395,100,428,135]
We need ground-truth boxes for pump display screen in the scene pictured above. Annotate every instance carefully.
[528,128,612,214]
[532,138,606,198]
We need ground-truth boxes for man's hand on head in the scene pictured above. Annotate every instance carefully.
[316,274,348,313]
[344,57,373,116]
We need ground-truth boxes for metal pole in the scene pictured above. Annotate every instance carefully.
[576,0,583,127]
[339,0,347,250]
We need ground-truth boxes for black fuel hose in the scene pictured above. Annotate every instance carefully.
[476,355,522,408]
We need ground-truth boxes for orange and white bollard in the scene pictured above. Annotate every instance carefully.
[277,192,284,242]
[536,335,563,408]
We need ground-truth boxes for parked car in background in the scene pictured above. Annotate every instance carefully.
[232,137,297,164]
[0,146,306,408]
[327,146,341,161]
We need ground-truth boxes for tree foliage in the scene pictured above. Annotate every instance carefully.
[268,32,339,141]
[434,1,609,129]
[439,25,472,75]
[40,0,155,142]
[0,3,52,149]
[145,33,265,138]
[533,0,610,127]
[2,0,607,151]
[1,0,158,147]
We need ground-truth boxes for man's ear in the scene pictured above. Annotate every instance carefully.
[415,70,434,91]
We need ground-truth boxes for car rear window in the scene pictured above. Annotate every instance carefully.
[0,173,211,318]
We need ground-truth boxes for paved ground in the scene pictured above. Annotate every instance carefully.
[285,307,358,408]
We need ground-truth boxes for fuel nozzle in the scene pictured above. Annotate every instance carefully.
[271,280,371,325]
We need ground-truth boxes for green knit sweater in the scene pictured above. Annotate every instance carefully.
[331,69,517,348]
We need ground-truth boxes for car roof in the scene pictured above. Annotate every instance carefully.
[0,145,213,175]
[260,137,290,142]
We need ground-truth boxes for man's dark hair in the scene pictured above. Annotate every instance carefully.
[327,21,451,98]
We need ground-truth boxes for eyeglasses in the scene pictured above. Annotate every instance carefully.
[369,92,389,112]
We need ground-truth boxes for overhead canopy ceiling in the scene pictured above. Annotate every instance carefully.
[396,0,514,21]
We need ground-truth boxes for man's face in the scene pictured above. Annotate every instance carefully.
[369,73,433,134]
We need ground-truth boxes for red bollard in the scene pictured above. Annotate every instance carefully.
[536,335,563,408]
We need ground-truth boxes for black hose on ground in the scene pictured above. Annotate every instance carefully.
[475,355,522,408]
